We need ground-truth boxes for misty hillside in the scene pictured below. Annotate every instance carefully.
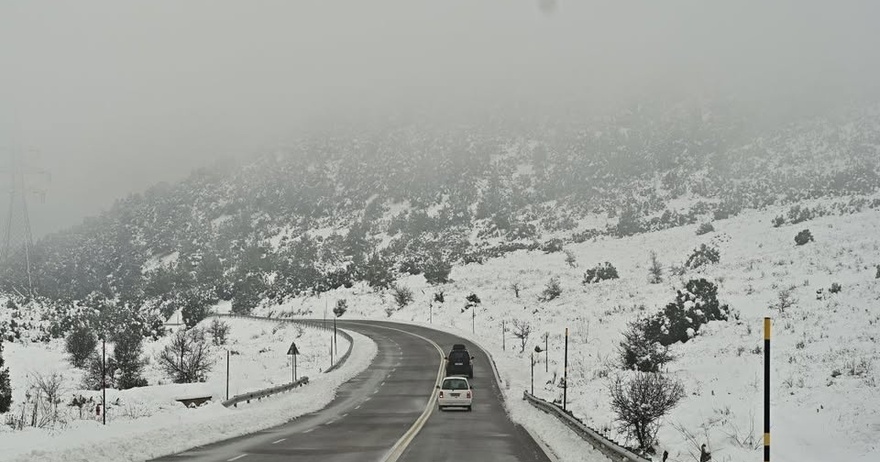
[1,100,879,340]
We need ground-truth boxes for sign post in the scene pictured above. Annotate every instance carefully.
[287,342,300,383]
[563,328,569,412]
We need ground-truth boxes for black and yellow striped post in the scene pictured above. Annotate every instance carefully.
[764,317,771,461]
[563,327,569,411]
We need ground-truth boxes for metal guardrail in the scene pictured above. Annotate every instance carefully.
[213,314,355,408]
[222,377,310,408]
[522,391,651,462]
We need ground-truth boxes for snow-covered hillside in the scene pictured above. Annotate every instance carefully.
[263,197,880,462]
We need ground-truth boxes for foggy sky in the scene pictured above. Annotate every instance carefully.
[1,0,878,237]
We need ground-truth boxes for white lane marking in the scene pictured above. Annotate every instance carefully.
[271,438,286,444]
[303,428,314,433]
[381,381,386,386]
[374,389,379,394]
[342,413,348,418]
[344,322,445,462]
[325,419,336,425]
[355,404,362,410]
[227,455,248,462]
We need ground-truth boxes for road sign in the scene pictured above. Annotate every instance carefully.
[287,342,300,355]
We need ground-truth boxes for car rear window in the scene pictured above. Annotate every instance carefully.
[442,378,469,390]
[449,351,469,362]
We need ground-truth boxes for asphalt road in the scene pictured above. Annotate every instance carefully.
[152,320,553,462]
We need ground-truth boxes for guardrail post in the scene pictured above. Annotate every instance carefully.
[563,327,569,412]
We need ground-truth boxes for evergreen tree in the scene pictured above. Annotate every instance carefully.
[0,341,11,412]
[66,325,98,368]
[113,327,147,389]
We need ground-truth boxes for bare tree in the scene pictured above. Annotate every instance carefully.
[158,328,214,383]
[392,284,414,309]
[609,372,685,451]
[511,319,533,353]
[510,282,521,298]
[775,287,797,313]
[564,250,578,268]
[648,251,663,284]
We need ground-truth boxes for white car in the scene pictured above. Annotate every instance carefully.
[437,376,473,411]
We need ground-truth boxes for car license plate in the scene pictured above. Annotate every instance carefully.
[455,363,463,366]
[450,393,460,397]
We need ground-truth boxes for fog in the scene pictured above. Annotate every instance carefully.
[1,0,878,237]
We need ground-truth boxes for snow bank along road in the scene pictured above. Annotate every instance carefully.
[152,320,553,462]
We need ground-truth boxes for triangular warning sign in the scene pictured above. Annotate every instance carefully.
[287,342,300,355]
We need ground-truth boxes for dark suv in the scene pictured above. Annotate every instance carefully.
[445,344,474,378]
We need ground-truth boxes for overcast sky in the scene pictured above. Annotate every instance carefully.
[1,0,878,237]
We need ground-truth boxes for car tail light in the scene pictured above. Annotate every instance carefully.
[466,391,471,399]
[439,391,444,398]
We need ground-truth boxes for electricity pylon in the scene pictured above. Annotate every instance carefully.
[0,149,49,295]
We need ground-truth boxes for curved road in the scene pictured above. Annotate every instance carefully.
[153,320,553,462]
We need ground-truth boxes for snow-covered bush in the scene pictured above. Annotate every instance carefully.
[538,278,562,302]
[772,215,786,228]
[392,284,414,309]
[619,317,674,372]
[333,299,348,317]
[685,244,720,269]
[113,326,147,390]
[541,238,564,254]
[423,256,452,285]
[158,328,213,384]
[648,251,663,284]
[609,371,685,451]
[0,341,10,412]
[636,279,730,348]
[695,222,715,235]
[583,262,620,284]
[209,318,230,345]
[66,325,98,368]
[794,229,814,246]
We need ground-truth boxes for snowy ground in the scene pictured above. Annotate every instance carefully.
[0,317,374,462]
[262,198,880,462]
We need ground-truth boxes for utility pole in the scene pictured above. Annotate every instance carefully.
[0,149,49,295]
[226,349,230,401]
[502,320,506,351]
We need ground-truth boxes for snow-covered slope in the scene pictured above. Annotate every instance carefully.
[264,198,880,462]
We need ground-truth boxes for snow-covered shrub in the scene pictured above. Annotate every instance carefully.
[772,215,786,228]
[875,265,880,279]
[609,371,685,451]
[66,325,98,368]
[538,277,562,302]
[433,291,445,303]
[0,341,10,412]
[794,229,814,246]
[648,251,663,284]
[362,253,395,290]
[541,238,564,254]
[208,319,230,346]
[583,262,620,284]
[619,317,674,372]
[392,284,414,309]
[640,279,730,347]
[829,282,842,294]
[423,256,452,285]
[114,326,148,390]
[158,328,213,384]
[333,299,348,317]
[685,244,721,269]
[696,222,715,235]
[564,250,578,268]
[774,288,797,314]
[464,293,481,310]
[787,205,814,224]
[511,319,533,353]
[616,208,644,236]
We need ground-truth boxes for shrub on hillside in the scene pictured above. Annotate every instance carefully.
[0,341,10,412]
[433,291,445,303]
[695,222,715,235]
[208,319,230,346]
[583,262,619,284]
[114,327,147,390]
[181,291,212,329]
[423,256,452,285]
[619,317,674,372]
[632,279,730,349]
[392,284,414,309]
[333,299,348,317]
[648,251,663,284]
[829,282,842,294]
[609,372,685,451]
[787,205,813,224]
[772,215,786,228]
[83,352,117,390]
[362,253,395,290]
[158,328,213,384]
[541,239,564,254]
[616,208,644,237]
[875,265,880,279]
[564,250,578,268]
[66,325,98,368]
[465,293,481,310]
[685,244,720,269]
[794,229,814,246]
[538,277,562,302]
